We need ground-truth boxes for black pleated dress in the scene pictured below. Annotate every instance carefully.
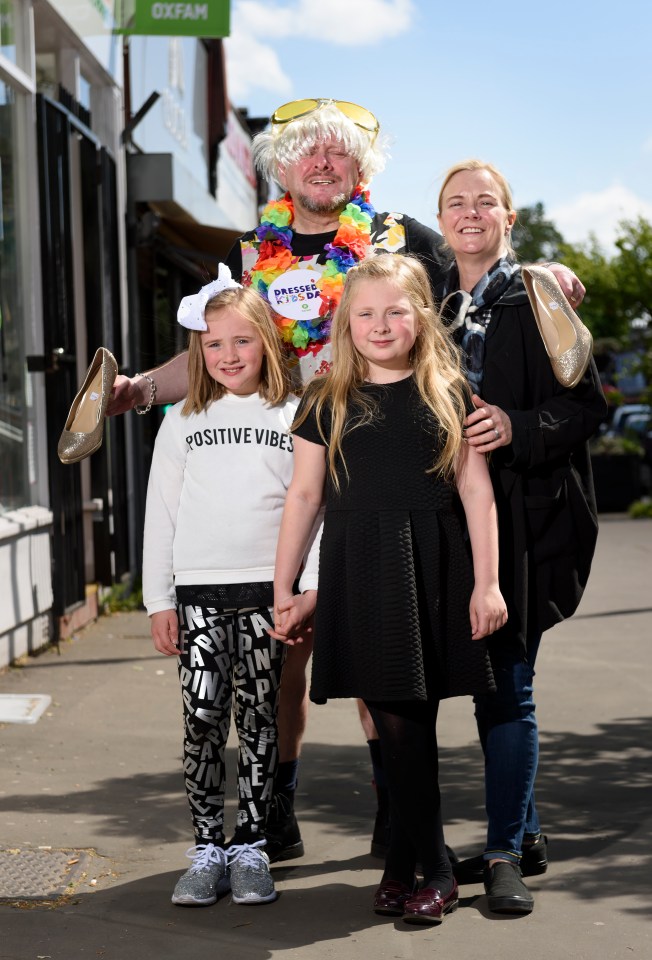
[293,376,495,704]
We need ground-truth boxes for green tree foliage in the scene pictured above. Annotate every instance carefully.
[556,238,625,340]
[613,217,652,327]
[513,202,565,262]
[511,207,651,399]
[612,219,652,403]
[513,204,652,343]
[555,217,652,342]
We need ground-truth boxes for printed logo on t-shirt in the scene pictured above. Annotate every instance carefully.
[185,424,294,452]
[267,268,321,321]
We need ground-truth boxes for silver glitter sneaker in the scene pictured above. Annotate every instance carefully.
[227,841,277,904]
[171,843,230,906]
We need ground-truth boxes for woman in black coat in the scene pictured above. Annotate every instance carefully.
[435,160,607,915]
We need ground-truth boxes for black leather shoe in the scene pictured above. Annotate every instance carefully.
[484,862,534,914]
[521,834,548,875]
[402,880,459,925]
[454,835,548,885]
[264,796,304,863]
[453,854,487,885]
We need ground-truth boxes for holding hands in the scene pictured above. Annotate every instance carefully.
[269,590,317,645]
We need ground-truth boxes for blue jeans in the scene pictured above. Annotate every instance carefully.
[474,633,542,864]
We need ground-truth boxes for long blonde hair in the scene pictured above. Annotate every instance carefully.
[182,287,290,415]
[294,254,470,487]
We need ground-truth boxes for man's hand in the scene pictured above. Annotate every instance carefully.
[107,374,147,416]
[547,263,585,307]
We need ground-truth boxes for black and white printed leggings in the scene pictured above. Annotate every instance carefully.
[176,596,286,846]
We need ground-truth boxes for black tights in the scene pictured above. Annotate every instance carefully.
[365,699,453,893]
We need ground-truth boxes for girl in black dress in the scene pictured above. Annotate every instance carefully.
[271,253,507,924]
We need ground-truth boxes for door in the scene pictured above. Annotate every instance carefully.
[36,94,129,621]
[36,94,85,618]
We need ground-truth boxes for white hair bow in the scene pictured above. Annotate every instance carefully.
[177,263,242,331]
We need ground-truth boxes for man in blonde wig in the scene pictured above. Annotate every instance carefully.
[109,98,585,865]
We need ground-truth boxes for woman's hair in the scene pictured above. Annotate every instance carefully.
[437,158,516,256]
[294,253,470,488]
[182,286,289,415]
[253,103,388,188]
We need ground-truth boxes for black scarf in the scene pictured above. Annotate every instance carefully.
[441,257,520,394]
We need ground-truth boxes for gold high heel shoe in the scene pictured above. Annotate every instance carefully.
[522,265,593,389]
[58,347,118,464]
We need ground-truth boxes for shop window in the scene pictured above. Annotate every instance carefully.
[79,73,91,112]
[35,52,58,99]
[0,0,16,65]
[0,78,27,512]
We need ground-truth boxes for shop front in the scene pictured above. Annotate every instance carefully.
[0,1,260,667]
[0,0,128,665]
[1,0,54,664]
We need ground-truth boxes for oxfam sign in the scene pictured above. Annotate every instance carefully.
[117,0,230,36]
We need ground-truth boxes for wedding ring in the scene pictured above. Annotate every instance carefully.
[494,428,500,439]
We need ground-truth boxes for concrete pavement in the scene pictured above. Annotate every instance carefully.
[0,516,650,960]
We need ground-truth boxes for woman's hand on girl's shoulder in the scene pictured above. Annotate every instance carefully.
[469,584,508,640]
[151,610,181,655]
[463,394,512,452]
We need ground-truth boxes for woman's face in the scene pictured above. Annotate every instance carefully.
[437,168,516,263]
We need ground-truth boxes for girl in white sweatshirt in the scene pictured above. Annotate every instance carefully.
[143,265,319,908]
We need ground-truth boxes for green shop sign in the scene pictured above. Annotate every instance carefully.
[116,0,230,37]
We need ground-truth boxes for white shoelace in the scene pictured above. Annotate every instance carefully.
[185,843,228,873]
[226,839,268,867]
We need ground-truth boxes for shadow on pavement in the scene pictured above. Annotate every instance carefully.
[441,714,652,919]
[0,716,650,921]
[1,868,413,960]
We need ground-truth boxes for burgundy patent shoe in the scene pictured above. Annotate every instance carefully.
[402,880,459,925]
[373,879,416,916]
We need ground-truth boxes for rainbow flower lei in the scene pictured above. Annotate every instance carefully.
[249,186,375,353]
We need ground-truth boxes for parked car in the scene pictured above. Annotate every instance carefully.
[624,413,652,469]
[591,403,652,510]
[602,403,651,439]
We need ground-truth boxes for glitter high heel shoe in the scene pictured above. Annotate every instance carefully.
[58,347,118,464]
[522,265,593,389]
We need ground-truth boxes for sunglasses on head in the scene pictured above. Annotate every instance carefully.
[271,99,379,137]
